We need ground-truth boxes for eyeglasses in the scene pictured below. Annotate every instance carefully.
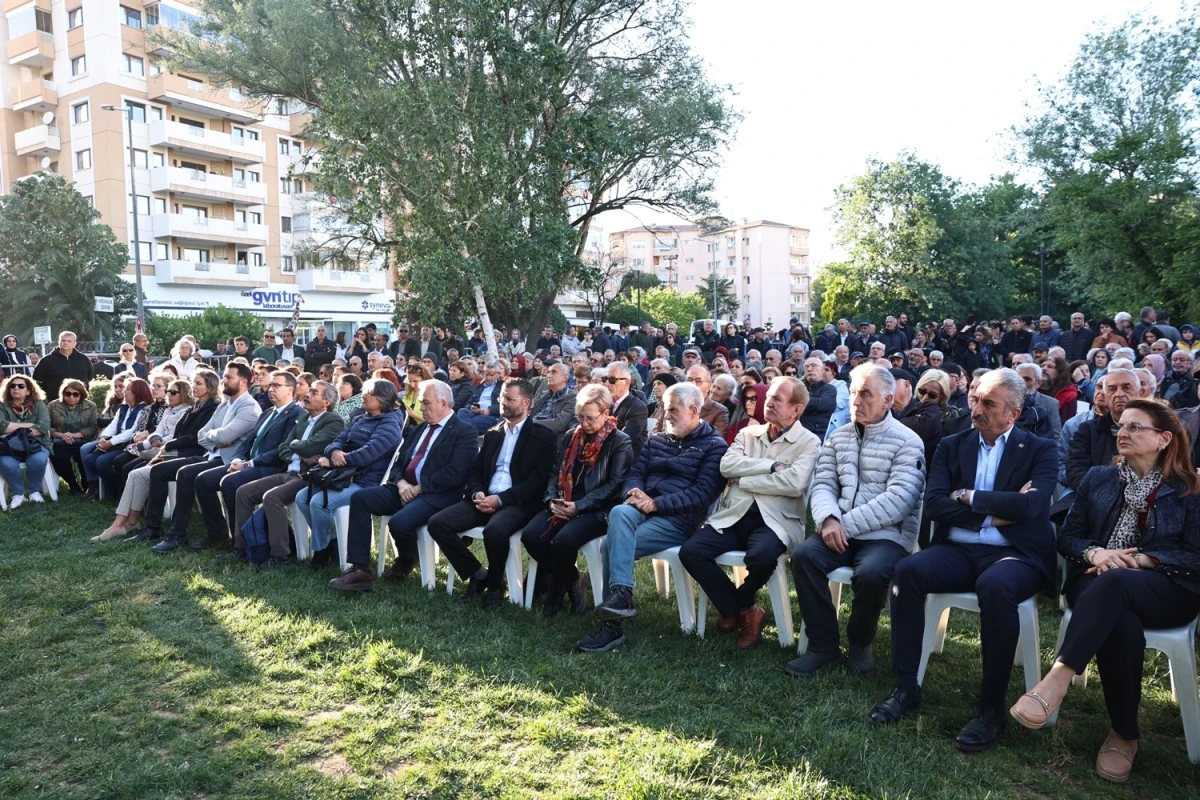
[576,412,604,424]
[62,391,80,398]
[601,376,627,384]
[1112,422,1163,436]
[744,395,758,403]
[9,384,27,390]
[269,382,291,389]
[120,349,134,354]
[167,389,182,396]
[917,388,942,400]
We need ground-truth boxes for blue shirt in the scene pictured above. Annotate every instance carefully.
[948,426,1014,547]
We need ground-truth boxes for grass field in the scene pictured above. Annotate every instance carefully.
[0,492,1197,799]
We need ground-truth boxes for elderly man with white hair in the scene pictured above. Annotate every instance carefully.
[788,364,926,677]
[576,382,728,653]
[1014,361,1061,439]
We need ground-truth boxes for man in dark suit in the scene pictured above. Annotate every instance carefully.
[456,361,504,433]
[604,361,647,458]
[388,325,420,362]
[330,379,479,590]
[416,326,443,365]
[426,377,556,607]
[275,328,306,365]
[868,367,1057,753]
[188,370,304,551]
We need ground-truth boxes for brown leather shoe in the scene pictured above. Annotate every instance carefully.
[736,605,767,649]
[717,614,739,633]
[329,566,374,592]
[1095,730,1137,783]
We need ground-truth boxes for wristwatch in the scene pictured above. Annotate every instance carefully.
[953,489,967,503]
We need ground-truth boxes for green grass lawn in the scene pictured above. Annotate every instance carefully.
[0,492,1197,799]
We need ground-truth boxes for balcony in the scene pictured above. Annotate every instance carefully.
[147,73,260,124]
[148,120,265,163]
[151,213,269,246]
[4,0,51,12]
[150,166,267,205]
[13,123,59,156]
[294,268,386,294]
[10,78,56,112]
[7,30,54,67]
[154,259,269,287]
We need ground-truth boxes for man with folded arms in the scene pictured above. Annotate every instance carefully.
[220,380,345,566]
[868,367,1057,753]
[330,379,479,590]
[679,377,819,649]
[788,364,925,676]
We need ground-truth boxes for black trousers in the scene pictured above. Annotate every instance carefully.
[49,442,85,490]
[193,465,278,541]
[145,456,205,532]
[889,541,1045,714]
[791,534,908,652]
[678,504,785,618]
[345,485,441,568]
[520,509,607,588]
[426,499,537,592]
[166,460,229,540]
[1059,569,1200,740]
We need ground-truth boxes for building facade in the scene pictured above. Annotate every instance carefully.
[0,0,394,342]
[602,219,811,330]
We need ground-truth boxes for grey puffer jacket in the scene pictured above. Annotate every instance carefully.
[809,414,926,550]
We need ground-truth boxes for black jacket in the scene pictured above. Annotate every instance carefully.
[389,412,479,509]
[613,394,649,459]
[449,377,475,411]
[32,349,94,403]
[465,418,557,509]
[1065,413,1118,490]
[1058,327,1095,363]
[544,428,633,515]
[896,400,944,470]
[163,399,219,456]
[800,380,836,439]
[305,337,338,372]
[996,329,1033,363]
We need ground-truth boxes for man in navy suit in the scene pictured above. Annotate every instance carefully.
[190,370,303,551]
[868,367,1057,753]
[330,379,479,591]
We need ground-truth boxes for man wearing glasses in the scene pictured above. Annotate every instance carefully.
[251,331,279,363]
[112,343,148,380]
[389,326,420,362]
[189,371,304,553]
[604,362,647,458]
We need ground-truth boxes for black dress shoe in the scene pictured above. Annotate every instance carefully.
[954,708,1006,753]
[868,687,922,725]
[125,528,160,543]
[481,590,503,609]
[456,575,487,604]
[189,534,230,552]
[152,536,183,554]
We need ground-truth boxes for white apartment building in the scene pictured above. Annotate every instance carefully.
[602,220,811,329]
[0,0,394,341]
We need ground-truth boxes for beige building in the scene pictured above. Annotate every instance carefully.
[599,219,811,329]
[0,0,393,340]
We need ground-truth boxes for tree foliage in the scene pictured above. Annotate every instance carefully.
[178,0,735,340]
[607,287,707,331]
[694,273,738,319]
[0,174,134,343]
[145,306,273,353]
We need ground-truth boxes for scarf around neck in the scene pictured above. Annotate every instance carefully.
[1109,460,1163,549]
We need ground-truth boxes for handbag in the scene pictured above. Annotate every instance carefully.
[0,428,43,462]
[299,464,359,508]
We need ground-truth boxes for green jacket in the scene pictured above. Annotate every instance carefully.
[278,411,346,464]
[0,400,51,444]
[48,399,99,441]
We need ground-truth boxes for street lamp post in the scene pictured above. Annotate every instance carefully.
[101,104,145,332]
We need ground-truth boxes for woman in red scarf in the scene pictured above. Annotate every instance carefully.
[520,383,633,616]
[725,382,768,445]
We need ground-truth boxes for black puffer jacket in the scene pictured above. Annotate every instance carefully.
[625,420,728,534]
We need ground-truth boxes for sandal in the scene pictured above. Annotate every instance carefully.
[1009,690,1061,730]
[90,528,130,543]
[1095,730,1137,783]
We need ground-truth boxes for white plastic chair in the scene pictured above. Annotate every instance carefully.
[649,545,698,633]
[695,551,794,647]
[796,566,855,654]
[917,592,1043,695]
[523,534,607,611]
[441,526,525,605]
[0,461,62,507]
[1052,608,1199,760]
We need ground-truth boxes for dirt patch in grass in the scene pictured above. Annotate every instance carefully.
[304,751,354,777]
[304,703,366,725]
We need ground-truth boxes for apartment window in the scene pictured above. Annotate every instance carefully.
[182,205,209,220]
[280,178,291,195]
[155,243,169,260]
[631,258,644,267]
[281,216,292,233]
[135,195,150,215]
[121,6,143,28]
[292,178,303,193]
[250,252,264,266]
[71,102,89,124]
[275,98,288,115]
[150,106,165,121]
[248,170,260,183]
[248,212,262,224]
[233,168,245,183]
[123,54,145,77]
[68,7,83,29]
[744,276,751,284]
[36,8,52,33]
[127,102,147,123]
[183,248,210,263]
[75,150,92,170]
[132,149,148,169]
[294,140,303,155]
[151,152,165,168]
[281,256,295,273]
[153,198,167,214]
[235,210,247,224]
[245,130,260,141]
[8,8,51,37]
[71,55,87,77]
[134,241,152,261]
[82,195,93,207]
[279,139,290,155]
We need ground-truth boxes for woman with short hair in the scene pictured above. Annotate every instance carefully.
[0,374,51,506]
[48,379,98,494]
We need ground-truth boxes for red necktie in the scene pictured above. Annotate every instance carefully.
[403,423,439,484]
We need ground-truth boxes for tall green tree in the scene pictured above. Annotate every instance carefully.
[694,273,738,319]
[0,174,134,343]
[1018,10,1200,315]
[176,0,734,357]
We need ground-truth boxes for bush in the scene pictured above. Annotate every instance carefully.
[145,305,271,352]
[88,378,111,409]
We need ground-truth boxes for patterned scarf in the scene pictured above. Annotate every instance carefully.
[556,416,618,502]
[1109,460,1163,549]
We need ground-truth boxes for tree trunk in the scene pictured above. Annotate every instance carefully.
[473,283,500,363]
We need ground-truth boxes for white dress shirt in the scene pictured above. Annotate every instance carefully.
[487,418,525,496]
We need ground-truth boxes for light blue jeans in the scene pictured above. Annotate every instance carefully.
[297,483,363,551]
[602,504,689,592]
[0,449,49,497]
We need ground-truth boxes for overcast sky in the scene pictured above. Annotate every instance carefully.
[598,0,1190,265]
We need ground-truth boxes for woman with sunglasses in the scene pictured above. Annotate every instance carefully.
[1011,399,1200,783]
[48,379,98,494]
[112,343,148,380]
[725,382,767,445]
[94,377,198,541]
[0,374,51,507]
[81,377,154,500]
[521,383,632,616]
[903,369,951,470]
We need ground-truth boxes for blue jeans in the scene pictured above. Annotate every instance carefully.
[296,483,363,551]
[0,449,49,496]
[80,440,102,481]
[602,504,689,592]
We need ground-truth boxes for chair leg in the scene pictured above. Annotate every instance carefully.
[666,558,696,634]
[42,464,60,501]
[767,559,794,647]
[524,559,539,611]
[416,526,437,589]
[375,518,389,577]
[697,590,709,639]
[918,601,951,686]
[334,506,351,572]
[933,607,950,654]
[505,533,524,606]
[829,580,843,611]
[581,536,606,607]
[0,477,8,511]
[290,502,312,561]
[1018,600,1043,694]
[1158,634,1200,763]
[653,559,670,597]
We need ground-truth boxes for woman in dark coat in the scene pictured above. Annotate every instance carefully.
[1010,399,1200,783]
[521,383,633,616]
[0,335,32,377]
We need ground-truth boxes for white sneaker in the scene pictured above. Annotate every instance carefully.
[10,495,24,509]
[28,492,44,504]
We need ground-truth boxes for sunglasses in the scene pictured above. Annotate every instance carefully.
[917,388,941,399]
[120,349,134,354]
[9,384,28,390]
[167,389,182,396]
[601,376,627,384]
[63,391,81,398]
